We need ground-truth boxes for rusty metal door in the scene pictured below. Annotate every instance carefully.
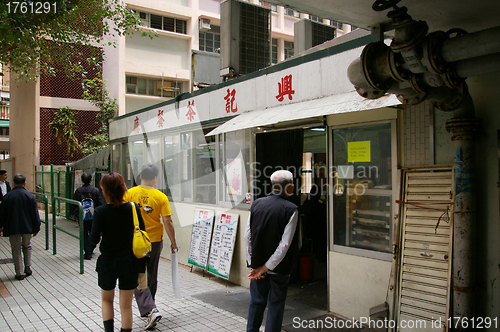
[395,169,453,331]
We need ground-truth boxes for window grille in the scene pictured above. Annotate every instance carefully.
[39,108,100,165]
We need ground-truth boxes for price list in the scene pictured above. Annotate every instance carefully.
[187,209,215,269]
[208,213,239,279]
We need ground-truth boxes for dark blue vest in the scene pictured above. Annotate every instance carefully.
[249,192,298,275]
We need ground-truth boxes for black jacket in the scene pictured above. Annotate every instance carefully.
[0,186,41,236]
[249,192,299,275]
[0,180,11,200]
[71,184,103,217]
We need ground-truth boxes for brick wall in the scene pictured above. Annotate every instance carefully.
[39,108,100,165]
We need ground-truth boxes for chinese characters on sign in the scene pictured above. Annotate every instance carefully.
[133,116,140,134]
[224,89,238,113]
[188,209,215,270]
[0,106,9,120]
[208,213,239,279]
[157,110,165,128]
[276,74,295,102]
[186,101,196,121]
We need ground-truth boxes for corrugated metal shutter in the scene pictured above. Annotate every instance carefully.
[396,169,453,332]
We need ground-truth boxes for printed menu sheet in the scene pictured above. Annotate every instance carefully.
[208,212,239,279]
[187,209,215,269]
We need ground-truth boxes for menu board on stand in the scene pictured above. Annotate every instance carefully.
[187,209,215,270]
[207,212,239,279]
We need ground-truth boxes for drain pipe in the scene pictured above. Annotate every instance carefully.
[444,88,481,325]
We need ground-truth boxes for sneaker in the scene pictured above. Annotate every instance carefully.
[145,308,162,330]
[24,266,32,277]
[15,275,25,280]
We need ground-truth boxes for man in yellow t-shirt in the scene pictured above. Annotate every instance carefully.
[125,163,178,330]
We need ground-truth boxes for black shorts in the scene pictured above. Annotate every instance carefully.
[96,255,140,291]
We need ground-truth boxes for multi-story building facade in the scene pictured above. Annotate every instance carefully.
[0,64,10,161]
[7,0,356,183]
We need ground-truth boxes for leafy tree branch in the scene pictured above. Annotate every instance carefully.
[1,0,155,81]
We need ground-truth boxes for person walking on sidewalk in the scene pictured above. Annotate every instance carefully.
[125,163,178,330]
[0,169,11,201]
[245,170,299,332]
[71,172,103,259]
[0,174,41,280]
[90,172,147,332]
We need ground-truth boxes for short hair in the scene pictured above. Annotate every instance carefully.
[81,172,92,185]
[100,172,127,207]
[271,170,294,192]
[0,170,6,175]
[13,174,26,185]
[140,163,159,181]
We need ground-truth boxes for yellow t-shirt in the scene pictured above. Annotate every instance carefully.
[124,185,172,242]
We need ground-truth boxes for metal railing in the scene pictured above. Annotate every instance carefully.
[52,196,85,274]
[31,192,49,251]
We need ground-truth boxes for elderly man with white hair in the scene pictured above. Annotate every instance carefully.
[244,169,299,332]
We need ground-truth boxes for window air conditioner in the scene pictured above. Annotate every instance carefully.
[199,18,211,32]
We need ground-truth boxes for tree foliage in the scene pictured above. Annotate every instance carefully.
[48,106,80,157]
[0,0,153,80]
[80,77,117,155]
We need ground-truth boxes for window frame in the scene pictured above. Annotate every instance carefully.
[329,120,397,262]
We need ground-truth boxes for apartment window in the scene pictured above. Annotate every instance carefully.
[0,127,9,136]
[271,38,278,64]
[351,25,359,31]
[284,41,294,59]
[145,13,187,34]
[126,76,181,98]
[330,20,343,30]
[259,1,277,12]
[309,15,323,23]
[284,7,300,18]
[199,25,221,53]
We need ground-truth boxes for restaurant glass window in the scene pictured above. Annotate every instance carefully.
[164,134,181,199]
[220,129,251,206]
[111,144,121,173]
[181,132,192,201]
[332,122,393,254]
[194,129,216,204]
[130,140,144,186]
[122,143,133,188]
[145,137,162,188]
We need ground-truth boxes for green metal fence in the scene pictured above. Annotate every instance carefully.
[52,196,85,274]
[34,164,110,274]
[34,165,68,218]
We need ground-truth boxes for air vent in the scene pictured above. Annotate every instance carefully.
[294,19,336,55]
[221,0,271,77]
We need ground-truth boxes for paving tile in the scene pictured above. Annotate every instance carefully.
[0,216,248,331]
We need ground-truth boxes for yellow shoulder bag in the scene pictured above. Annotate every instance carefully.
[131,203,152,258]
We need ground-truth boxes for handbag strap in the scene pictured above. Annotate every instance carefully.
[131,202,140,230]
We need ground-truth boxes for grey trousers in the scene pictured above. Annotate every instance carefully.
[9,234,32,277]
[135,241,163,316]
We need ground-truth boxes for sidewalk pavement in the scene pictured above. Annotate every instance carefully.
[0,215,250,332]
